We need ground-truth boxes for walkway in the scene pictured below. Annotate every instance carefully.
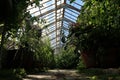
[23,69,89,80]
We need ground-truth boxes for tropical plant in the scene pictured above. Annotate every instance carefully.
[18,14,54,70]
[0,0,54,71]
[67,0,120,68]
[56,46,79,69]
[78,0,120,51]
[0,0,41,69]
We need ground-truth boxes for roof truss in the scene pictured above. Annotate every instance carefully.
[27,0,83,49]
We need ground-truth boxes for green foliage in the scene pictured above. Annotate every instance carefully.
[13,68,27,78]
[56,46,79,69]
[77,68,120,80]
[67,0,120,68]
[77,57,86,71]
[0,69,26,80]
[33,38,54,69]
[0,0,43,69]
[78,0,120,27]
[74,0,120,51]
[20,29,54,70]
[1,10,54,71]
[21,21,54,69]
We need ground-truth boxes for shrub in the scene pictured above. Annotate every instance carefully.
[56,46,79,69]
[0,69,26,80]
[77,56,86,71]
[13,68,27,78]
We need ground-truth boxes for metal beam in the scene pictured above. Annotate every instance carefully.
[62,26,69,30]
[63,21,69,25]
[65,11,77,18]
[42,11,54,19]
[41,17,74,31]
[31,3,55,14]
[63,17,75,23]
[45,18,62,28]
[68,0,82,7]
[48,27,60,36]
[36,3,80,17]
[66,3,80,12]
[42,27,60,38]
[51,39,60,44]
[51,43,62,49]
[66,8,79,15]
[61,12,65,29]
[59,0,66,48]
[63,23,68,26]
[50,35,60,41]
[37,3,65,17]
[61,0,66,33]
[65,14,76,21]
[51,40,60,45]
[27,0,52,10]
[46,14,62,22]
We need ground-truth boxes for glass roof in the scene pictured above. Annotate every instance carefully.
[27,0,83,49]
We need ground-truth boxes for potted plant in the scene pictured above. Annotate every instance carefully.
[68,0,120,68]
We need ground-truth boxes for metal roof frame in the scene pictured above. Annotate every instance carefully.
[27,0,83,49]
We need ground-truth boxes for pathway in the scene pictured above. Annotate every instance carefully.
[23,69,89,80]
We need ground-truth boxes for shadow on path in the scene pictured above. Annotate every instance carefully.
[23,69,89,80]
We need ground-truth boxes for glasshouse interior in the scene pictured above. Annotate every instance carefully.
[0,0,120,80]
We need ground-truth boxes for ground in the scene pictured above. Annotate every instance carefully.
[23,69,120,80]
[23,69,89,80]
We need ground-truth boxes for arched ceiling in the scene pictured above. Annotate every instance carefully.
[27,0,83,49]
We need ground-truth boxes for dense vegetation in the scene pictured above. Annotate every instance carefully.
[68,0,120,68]
[55,46,79,69]
[0,0,120,79]
[0,0,55,79]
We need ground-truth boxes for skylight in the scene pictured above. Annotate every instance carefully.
[27,0,83,49]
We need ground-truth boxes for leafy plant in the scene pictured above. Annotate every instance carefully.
[56,46,79,69]
[78,0,120,50]
[77,56,86,70]
[0,69,25,80]
[13,68,27,78]
[67,0,120,68]
[0,0,42,69]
